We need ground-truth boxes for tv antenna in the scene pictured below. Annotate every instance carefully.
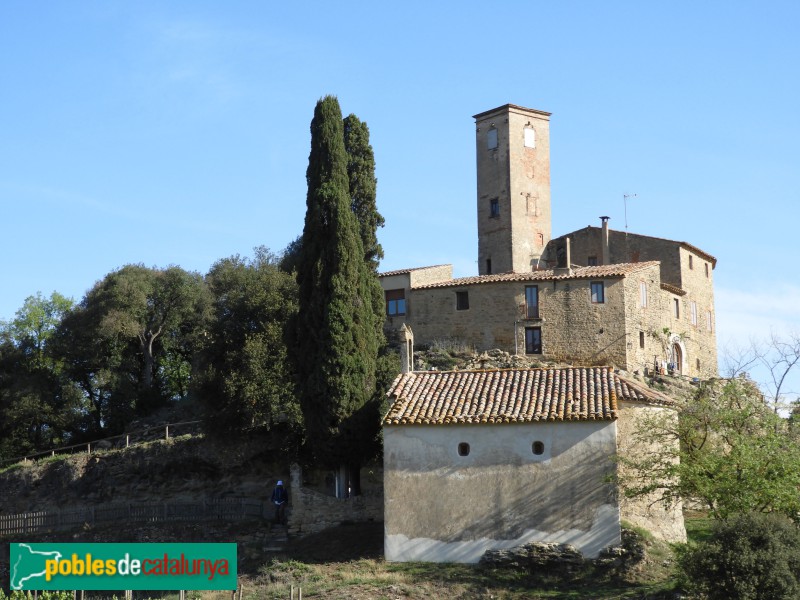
[623,193,637,234]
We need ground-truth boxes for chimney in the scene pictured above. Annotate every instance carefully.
[566,237,572,272]
[399,324,414,373]
[600,216,610,265]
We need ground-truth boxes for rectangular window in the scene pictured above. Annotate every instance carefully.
[385,289,406,317]
[525,327,542,354]
[590,281,605,304]
[456,291,469,311]
[673,298,680,319]
[525,285,539,318]
[490,198,499,218]
[691,301,698,326]
[587,256,598,266]
[639,331,645,349]
[705,263,710,278]
[689,255,694,270]
[487,128,498,150]
[524,127,536,148]
[639,281,648,308]
[486,258,492,274]
[706,310,713,332]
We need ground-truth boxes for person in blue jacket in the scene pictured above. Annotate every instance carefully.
[271,480,288,525]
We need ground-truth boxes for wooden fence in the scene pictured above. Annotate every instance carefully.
[0,420,204,469]
[0,497,265,536]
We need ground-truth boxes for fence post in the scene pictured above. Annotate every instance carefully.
[165,425,170,440]
[126,434,130,448]
[87,443,91,455]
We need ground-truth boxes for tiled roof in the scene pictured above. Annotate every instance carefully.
[660,282,687,296]
[614,375,677,407]
[379,264,451,277]
[412,262,660,290]
[383,366,676,426]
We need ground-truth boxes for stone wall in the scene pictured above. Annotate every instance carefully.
[380,266,453,344]
[546,229,718,378]
[408,275,630,368]
[615,401,686,543]
[287,464,383,536]
[475,105,552,275]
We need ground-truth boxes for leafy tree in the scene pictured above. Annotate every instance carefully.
[0,292,82,458]
[343,113,384,269]
[294,96,386,492]
[619,377,800,520]
[196,247,300,438]
[679,512,800,600]
[51,265,209,434]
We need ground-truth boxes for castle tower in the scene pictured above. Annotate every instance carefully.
[474,104,552,275]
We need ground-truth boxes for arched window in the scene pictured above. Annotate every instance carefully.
[458,442,470,456]
[532,441,545,455]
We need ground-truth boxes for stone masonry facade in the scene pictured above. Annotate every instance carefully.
[379,103,719,379]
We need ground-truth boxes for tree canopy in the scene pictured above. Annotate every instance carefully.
[619,377,800,520]
[196,247,300,439]
[294,96,386,484]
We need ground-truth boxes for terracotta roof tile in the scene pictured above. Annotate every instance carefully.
[412,262,660,290]
[660,282,687,296]
[384,367,628,425]
[379,264,451,277]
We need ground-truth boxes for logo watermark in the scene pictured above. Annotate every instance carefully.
[10,543,237,590]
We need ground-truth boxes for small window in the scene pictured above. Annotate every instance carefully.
[486,258,492,274]
[456,291,469,311]
[525,285,539,319]
[639,281,648,308]
[639,331,645,349]
[587,256,598,266]
[706,310,713,332]
[458,442,470,456]
[689,255,694,270]
[691,301,698,326]
[524,127,536,148]
[487,128,498,150]
[525,327,542,354]
[590,281,605,304]
[705,263,710,278]
[385,289,406,316]
[696,358,701,370]
[490,198,500,218]
[673,298,680,319]
[532,441,544,455]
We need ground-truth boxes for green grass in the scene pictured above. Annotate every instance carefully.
[684,511,715,544]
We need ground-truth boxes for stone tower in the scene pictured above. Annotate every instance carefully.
[474,104,552,275]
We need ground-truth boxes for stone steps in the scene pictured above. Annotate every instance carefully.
[263,524,289,552]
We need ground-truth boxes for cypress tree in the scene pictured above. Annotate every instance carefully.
[295,96,385,493]
[343,114,384,270]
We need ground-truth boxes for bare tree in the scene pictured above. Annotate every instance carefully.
[722,330,800,413]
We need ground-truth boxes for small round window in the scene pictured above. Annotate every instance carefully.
[458,442,470,456]
[532,441,545,455]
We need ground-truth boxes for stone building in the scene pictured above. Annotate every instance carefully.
[379,104,718,378]
[382,365,684,563]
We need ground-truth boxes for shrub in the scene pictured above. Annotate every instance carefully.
[679,512,800,599]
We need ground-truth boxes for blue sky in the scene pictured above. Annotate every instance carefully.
[1,1,798,390]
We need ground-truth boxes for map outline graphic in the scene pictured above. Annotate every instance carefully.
[10,543,63,590]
